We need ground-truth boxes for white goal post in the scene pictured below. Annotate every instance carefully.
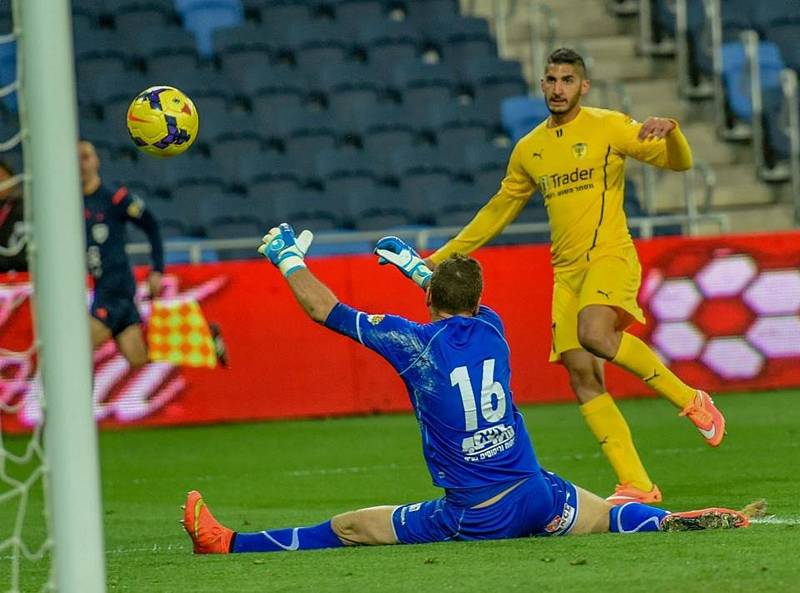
[16,0,107,591]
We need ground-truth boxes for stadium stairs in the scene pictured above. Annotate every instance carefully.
[465,0,796,234]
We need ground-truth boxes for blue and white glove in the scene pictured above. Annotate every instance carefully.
[374,235,432,289]
[258,223,314,277]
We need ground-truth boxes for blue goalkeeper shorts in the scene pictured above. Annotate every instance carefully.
[391,469,578,544]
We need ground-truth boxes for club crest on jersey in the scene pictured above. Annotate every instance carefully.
[367,314,385,326]
[126,196,145,218]
[571,143,588,159]
[91,223,109,244]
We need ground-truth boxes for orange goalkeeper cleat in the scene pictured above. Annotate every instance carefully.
[680,390,726,447]
[182,490,234,554]
[606,483,663,505]
[660,507,750,531]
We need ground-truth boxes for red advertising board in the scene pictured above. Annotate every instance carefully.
[2,231,799,433]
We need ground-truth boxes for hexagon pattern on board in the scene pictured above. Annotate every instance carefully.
[644,250,800,380]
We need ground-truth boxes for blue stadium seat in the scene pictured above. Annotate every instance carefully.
[344,186,416,230]
[150,153,227,194]
[254,0,312,25]
[654,0,704,36]
[331,0,384,23]
[767,25,800,71]
[721,41,784,121]
[763,86,791,163]
[281,110,340,170]
[318,63,383,119]
[287,21,352,75]
[103,158,154,196]
[404,0,459,23]
[205,216,263,259]
[0,39,16,113]
[351,104,416,178]
[213,22,273,71]
[463,143,511,195]
[245,152,307,195]
[139,29,199,74]
[271,189,342,231]
[174,0,244,58]
[460,57,528,107]
[88,70,149,105]
[393,145,455,197]
[754,3,800,33]
[424,16,495,66]
[75,30,130,80]
[394,61,457,113]
[719,0,756,42]
[113,3,173,33]
[428,182,487,228]
[429,102,492,157]
[244,193,276,227]
[500,95,549,142]
[357,19,422,69]
[72,0,107,20]
[315,148,379,195]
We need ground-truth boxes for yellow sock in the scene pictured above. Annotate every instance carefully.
[613,332,696,409]
[580,393,653,492]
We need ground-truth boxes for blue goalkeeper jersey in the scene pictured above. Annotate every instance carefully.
[325,303,540,505]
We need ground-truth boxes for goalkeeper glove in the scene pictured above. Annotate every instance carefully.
[258,223,314,277]
[374,235,432,289]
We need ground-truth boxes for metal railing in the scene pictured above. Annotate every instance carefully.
[781,69,800,224]
[127,212,731,265]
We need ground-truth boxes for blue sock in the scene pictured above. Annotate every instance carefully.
[231,520,345,553]
[609,502,670,533]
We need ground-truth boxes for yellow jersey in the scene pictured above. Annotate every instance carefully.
[430,106,693,270]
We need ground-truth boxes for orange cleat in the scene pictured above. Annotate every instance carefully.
[680,390,726,447]
[606,483,663,505]
[660,507,750,531]
[182,490,234,554]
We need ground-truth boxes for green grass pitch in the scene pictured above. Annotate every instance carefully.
[3,389,799,592]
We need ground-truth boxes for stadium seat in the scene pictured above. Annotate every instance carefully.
[113,5,173,33]
[271,189,342,231]
[86,70,149,106]
[174,0,244,58]
[352,104,416,178]
[762,86,791,163]
[0,39,16,113]
[103,158,154,196]
[460,57,528,107]
[139,29,199,74]
[357,19,422,69]
[254,0,312,25]
[500,95,549,142]
[721,41,784,121]
[148,153,226,195]
[315,148,379,195]
[281,110,340,170]
[719,0,756,42]
[74,30,130,80]
[318,63,384,119]
[754,3,800,33]
[429,102,492,157]
[423,16,495,66]
[287,21,353,76]
[394,61,458,113]
[213,22,273,71]
[393,145,455,197]
[463,143,511,195]
[767,25,800,71]
[331,0,385,23]
[404,0,459,23]
[205,216,263,259]
[428,182,487,228]
[344,186,416,230]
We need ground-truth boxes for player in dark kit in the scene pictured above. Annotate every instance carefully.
[80,140,164,368]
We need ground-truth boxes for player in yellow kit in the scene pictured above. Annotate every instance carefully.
[426,48,726,504]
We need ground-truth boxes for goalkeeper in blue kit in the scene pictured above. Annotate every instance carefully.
[181,225,755,554]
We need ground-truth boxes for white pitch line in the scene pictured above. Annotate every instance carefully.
[751,516,800,526]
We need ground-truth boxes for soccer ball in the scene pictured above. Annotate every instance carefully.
[126,86,199,158]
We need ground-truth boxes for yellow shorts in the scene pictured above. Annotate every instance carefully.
[549,246,646,362]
